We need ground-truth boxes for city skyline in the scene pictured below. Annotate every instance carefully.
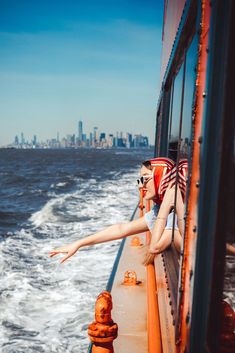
[8,120,150,149]
[0,1,163,146]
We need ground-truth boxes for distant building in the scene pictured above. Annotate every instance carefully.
[32,135,37,146]
[117,138,126,148]
[10,125,150,150]
[89,133,93,146]
[100,132,106,142]
[21,132,25,145]
[78,121,83,142]
[49,138,58,148]
[107,134,114,148]
[66,134,75,147]
[93,127,98,143]
[133,134,149,148]
[126,133,132,148]
[71,134,76,145]
[112,137,117,147]
[143,136,149,147]
[14,135,19,145]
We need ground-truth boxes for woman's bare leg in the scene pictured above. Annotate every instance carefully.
[151,229,182,254]
[143,230,171,266]
[173,230,182,253]
[150,229,172,253]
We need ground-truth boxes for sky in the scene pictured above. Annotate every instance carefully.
[0,0,164,145]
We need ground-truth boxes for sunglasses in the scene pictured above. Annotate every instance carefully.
[136,173,153,187]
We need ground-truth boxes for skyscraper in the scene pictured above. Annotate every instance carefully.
[21,132,25,145]
[93,127,98,143]
[78,121,83,142]
[33,135,37,145]
[100,132,106,142]
[14,135,19,145]
[89,132,93,146]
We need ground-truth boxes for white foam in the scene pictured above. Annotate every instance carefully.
[29,192,77,227]
[0,168,140,352]
[56,182,67,187]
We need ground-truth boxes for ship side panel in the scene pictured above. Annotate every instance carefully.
[190,0,235,352]
[161,0,187,82]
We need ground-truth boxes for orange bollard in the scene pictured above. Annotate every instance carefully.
[122,270,142,286]
[88,291,118,353]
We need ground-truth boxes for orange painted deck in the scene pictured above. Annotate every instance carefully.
[111,230,148,353]
[110,208,176,353]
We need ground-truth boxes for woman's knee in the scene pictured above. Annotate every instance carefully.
[150,230,172,253]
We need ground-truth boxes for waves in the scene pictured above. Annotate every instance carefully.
[0,170,139,352]
[29,196,68,228]
[0,148,152,353]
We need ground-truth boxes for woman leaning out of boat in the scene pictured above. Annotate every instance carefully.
[49,158,186,265]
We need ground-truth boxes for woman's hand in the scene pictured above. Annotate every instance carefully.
[49,241,80,263]
[142,247,157,266]
[160,182,175,212]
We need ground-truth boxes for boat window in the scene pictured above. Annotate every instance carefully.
[175,34,198,245]
[168,62,184,162]
[172,34,198,234]
[160,33,199,336]
[165,34,198,340]
[180,35,198,159]
[155,101,162,156]
[167,81,174,155]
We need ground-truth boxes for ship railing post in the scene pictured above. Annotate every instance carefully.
[145,199,163,353]
[88,291,118,353]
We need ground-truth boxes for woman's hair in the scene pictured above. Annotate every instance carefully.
[142,160,152,170]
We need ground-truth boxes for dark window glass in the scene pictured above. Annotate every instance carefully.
[180,35,198,158]
[168,36,198,332]
[161,34,199,340]
[167,82,174,150]
[168,63,184,161]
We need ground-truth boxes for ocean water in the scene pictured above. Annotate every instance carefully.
[0,148,153,353]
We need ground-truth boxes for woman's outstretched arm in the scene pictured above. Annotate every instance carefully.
[49,216,148,263]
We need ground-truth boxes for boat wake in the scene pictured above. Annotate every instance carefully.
[0,169,139,353]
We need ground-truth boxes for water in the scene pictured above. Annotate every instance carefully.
[0,148,153,353]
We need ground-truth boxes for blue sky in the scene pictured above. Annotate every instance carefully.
[0,0,163,145]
